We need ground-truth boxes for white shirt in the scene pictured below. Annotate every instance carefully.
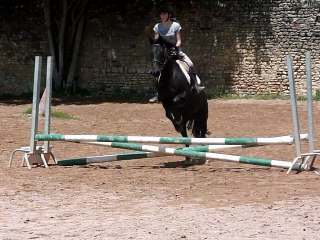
[153,22,181,46]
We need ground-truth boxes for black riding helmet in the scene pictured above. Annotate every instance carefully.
[158,4,176,18]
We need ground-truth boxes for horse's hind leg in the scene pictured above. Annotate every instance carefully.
[181,124,205,166]
[192,119,209,165]
[179,124,193,163]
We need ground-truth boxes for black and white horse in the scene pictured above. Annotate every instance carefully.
[149,38,209,143]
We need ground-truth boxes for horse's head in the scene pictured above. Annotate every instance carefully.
[149,38,165,77]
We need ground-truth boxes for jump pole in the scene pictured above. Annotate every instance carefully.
[56,142,257,166]
[35,133,308,146]
[57,151,167,166]
[80,141,248,151]
[56,141,306,170]
[74,141,246,153]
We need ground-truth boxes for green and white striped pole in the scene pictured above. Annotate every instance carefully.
[54,141,306,170]
[57,151,165,166]
[35,133,308,146]
[81,141,246,151]
[57,142,245,166]
[180,144,254,152]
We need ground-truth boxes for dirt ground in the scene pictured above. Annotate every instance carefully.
[0,98,319,240]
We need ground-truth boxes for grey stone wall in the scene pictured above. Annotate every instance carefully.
[0,5,48,95]
[1,1,320,98]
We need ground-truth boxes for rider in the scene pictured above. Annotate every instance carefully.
[149,4,204,103]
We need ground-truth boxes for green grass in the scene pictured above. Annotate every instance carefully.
[207,92,290,100]
[23,108,73,120]
[50,111,73,119]
[314,89,320,101]
[23,108,33,115]
[206,91,320,101]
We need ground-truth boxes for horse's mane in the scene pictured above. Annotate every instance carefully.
[161,58,181,81]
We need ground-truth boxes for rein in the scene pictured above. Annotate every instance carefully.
[151,43,170,68]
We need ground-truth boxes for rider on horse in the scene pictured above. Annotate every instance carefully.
[149,4,204,103]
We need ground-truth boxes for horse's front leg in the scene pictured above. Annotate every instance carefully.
[165,110,190,162]
[165,110,183,133]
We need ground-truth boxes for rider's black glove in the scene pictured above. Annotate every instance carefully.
[174,46,181,55]
[174,46,183,59]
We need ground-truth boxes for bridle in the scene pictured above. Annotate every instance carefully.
[151,43,165,68]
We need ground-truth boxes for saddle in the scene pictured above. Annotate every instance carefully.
[175,60,191,84]
[166,50,191,82]
[156,59,191,84]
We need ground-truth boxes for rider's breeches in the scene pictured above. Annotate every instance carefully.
[179,51,201,85]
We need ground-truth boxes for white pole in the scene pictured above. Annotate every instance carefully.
[286,54,302,157]
[44,56,53,153]
[30,56,42,153]
[305,52,315,152]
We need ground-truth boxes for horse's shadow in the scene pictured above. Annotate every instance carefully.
[75,158,207,170]
[160,158,207,168]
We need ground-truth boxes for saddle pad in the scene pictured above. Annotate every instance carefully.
[176,60,191,84]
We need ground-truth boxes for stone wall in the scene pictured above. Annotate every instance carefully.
[1,1,320,98]
[0,5,48,95]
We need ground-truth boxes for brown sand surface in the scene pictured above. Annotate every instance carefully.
[0,99,319,239]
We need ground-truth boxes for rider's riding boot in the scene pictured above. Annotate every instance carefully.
[149,94,159,103]
[190,72,205,94]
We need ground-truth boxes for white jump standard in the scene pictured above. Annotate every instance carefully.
[9,56,56,169]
